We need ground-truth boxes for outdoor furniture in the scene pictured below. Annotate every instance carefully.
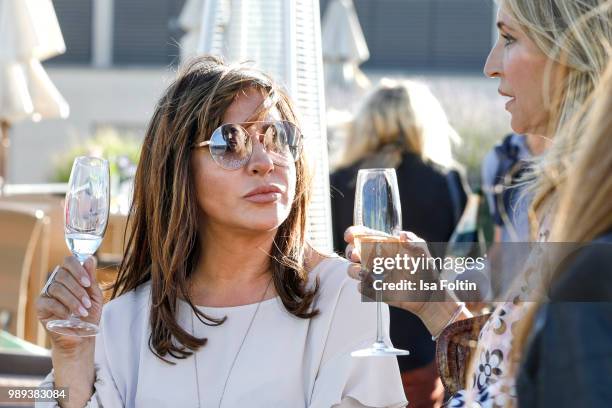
[436,313,491,394]
[0,195,69,347]
[0,330,51,391]
[0,205,49,342]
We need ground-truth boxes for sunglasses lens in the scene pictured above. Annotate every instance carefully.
[261,122,302,165]
[207,121,302,169]
[210,124,252,169]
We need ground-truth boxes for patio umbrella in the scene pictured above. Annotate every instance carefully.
[0,0,70,190]
[321,0,370,102]
[178,0,206,63]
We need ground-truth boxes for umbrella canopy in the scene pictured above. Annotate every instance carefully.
[177,0,206,63]
[321,0,370,108]
[0,0,69,188]
[321,0,369,64]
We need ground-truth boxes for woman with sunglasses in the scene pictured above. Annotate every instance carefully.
[35,56,407,408]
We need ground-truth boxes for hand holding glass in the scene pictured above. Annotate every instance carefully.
[46,156,110,337]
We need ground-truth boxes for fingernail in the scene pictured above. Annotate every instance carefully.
[82,296,92,308]
[78,306,89,317]
[81,276,91,287]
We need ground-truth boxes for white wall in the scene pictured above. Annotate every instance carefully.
[8,67,175,183]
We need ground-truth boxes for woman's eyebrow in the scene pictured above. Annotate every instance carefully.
[496,21,516,33]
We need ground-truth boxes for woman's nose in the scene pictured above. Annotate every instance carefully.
[484,41,503,78]
[246,139,274,175]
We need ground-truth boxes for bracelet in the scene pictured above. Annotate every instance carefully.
[431,302,466,341]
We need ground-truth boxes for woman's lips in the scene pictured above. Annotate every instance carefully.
[244,192,282,203]
[499,89,515,111]
[243,185,283,203]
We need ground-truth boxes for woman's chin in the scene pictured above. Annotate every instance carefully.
[510,117,528,135]
[239,213,290,232]
[242,221,285,233]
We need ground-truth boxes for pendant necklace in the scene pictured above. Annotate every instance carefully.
[191,278,273,408]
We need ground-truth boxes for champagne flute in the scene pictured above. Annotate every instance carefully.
[46,156,110,337]
[351,168,409,357]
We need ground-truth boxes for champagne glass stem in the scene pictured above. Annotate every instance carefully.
[376,288,384,345]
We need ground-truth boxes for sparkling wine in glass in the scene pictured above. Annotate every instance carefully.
[351,168,409,357]
[46,156,110,337]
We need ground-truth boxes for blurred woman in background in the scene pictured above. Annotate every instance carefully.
[330,79,468,408]
[331,79,467,249]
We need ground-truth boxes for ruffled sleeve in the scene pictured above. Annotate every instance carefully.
[308,266,407,408]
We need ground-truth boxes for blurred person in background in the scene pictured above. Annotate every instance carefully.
[330,79,468,408]
[343,0,611,406]
[481,132,549,242]
[35,56,407,408]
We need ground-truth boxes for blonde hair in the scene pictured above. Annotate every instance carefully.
[550,60,612,243]
[338,79,459,169]
[504,61,612,398]
[463,2,611,402]
[499,0,612,234]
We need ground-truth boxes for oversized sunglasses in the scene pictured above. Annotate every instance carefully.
[193,121,303,170]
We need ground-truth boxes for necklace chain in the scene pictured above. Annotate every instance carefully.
[191,278,274,408]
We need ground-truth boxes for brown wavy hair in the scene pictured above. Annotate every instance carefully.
[110,55,319,363]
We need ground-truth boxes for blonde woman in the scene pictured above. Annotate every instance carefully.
[337,79,461,172]
[330,80,467,408]
[515,60,612,408]
[35,56,407,408]
[344,1,611,407]
[331,79,466,250]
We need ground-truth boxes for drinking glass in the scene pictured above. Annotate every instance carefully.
[46,156,110,337]
[351,168,409,357]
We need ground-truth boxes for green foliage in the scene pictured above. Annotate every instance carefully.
[52,128,141,183]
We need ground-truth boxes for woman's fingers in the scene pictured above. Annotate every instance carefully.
[63,256,92,288]
[36,296,71,321]
[347,263,361,280]
[47,279,90,317]
[399,230,424,242]
[82,256,103,302]
[54,267,93,311]
[344,243,362,263]
[343,225,379,245]
[346,226,423,244]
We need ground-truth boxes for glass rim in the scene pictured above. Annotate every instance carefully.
[73,155,109,165]
[356,168,397,173]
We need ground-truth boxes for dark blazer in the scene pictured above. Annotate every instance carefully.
[329,151,468,371]
[517,233,612,407]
